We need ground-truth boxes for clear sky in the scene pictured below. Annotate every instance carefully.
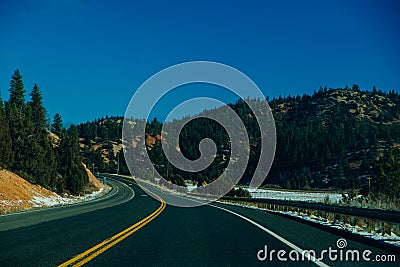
[1,0,399,124]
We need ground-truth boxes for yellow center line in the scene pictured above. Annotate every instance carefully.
[58,181,166,267]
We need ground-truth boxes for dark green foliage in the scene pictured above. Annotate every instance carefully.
[145,88,400,192]
[1,70,89,195]
[5,89,35,177]
[375,147,400,199]
[227,188,252,198]
[169,174,186,187]
[8,69,25,108]
[56,127,89,194]
[0,93,13,168]
[52,113,63,136]
[5,74,57,188]
[77,87,400,197]
[29,83,49,131]
[77,116,124,174]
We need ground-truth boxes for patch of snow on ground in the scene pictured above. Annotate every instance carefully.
[187,185,197,192]
[274,209,400,248]
[30,187,108,208]
[244,188,343,203]
[31,195,73,207]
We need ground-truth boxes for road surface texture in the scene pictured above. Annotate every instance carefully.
[0,176,398,266]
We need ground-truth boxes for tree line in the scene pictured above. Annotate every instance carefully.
[76,85,400,199]
[0,70,88,194]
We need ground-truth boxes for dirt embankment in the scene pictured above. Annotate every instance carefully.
[0,169,59,214]
[82,163,103,192]
[0,165,103,214]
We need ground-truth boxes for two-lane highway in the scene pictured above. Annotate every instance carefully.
[0,179,134,232]
[0,178,161,266]
[0,176,398,266]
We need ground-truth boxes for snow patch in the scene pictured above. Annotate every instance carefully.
[244,188,343,203]
[30,187,107,208]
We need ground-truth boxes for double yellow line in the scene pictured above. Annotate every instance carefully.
[58,183,166,267]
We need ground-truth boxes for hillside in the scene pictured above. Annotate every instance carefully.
[77,87,400,196]
[0,165,103,214]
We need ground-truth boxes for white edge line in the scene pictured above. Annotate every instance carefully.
[110,176,329,266]
[209,203,330,267]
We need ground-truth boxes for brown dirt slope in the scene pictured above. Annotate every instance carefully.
[0,169,58,214]
[0,164,103,214]
[82,163,103,192]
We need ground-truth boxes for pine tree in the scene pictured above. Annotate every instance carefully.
[52,113,63,136]
[5,70,33,175]
[352,84,360,92]
[29,83,48,131]
[1,70,92,194]
[8,69,26,108]
[6,70,28,143]
[6,102,37,181]
[4,72,56,186]
[0,93,13,168]
[26,83,57,187]
[56,126,88,194]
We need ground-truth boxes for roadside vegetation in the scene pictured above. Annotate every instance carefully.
[0,70,89,195]
[76,86,400,208]
[4,69,398,204]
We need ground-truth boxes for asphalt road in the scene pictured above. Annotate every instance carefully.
[0,179,134,231]
[0,176,398,267]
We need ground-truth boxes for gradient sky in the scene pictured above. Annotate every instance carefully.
[1,0,399,124]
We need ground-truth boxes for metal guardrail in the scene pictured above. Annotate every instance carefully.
[221,196,400,224]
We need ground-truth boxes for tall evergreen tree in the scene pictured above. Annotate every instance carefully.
[52,113,63,136]
[28,84,57,187]
[29,83,48,131]
[5,70,32,175]
[8,69,26,108]
[6,101,36,180]
[6,69,28,145]
[4,72,56,186]
[1,69,93,194]
[57,126,88,194]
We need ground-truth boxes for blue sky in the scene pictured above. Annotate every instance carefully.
[1,0,399,124]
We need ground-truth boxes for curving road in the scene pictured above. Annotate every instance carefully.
[0,176,398,266]
[0,179,134,232]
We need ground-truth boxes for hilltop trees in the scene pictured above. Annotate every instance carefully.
[154,88,398,192]
[0,69,89,194]
[76,85,400,197]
